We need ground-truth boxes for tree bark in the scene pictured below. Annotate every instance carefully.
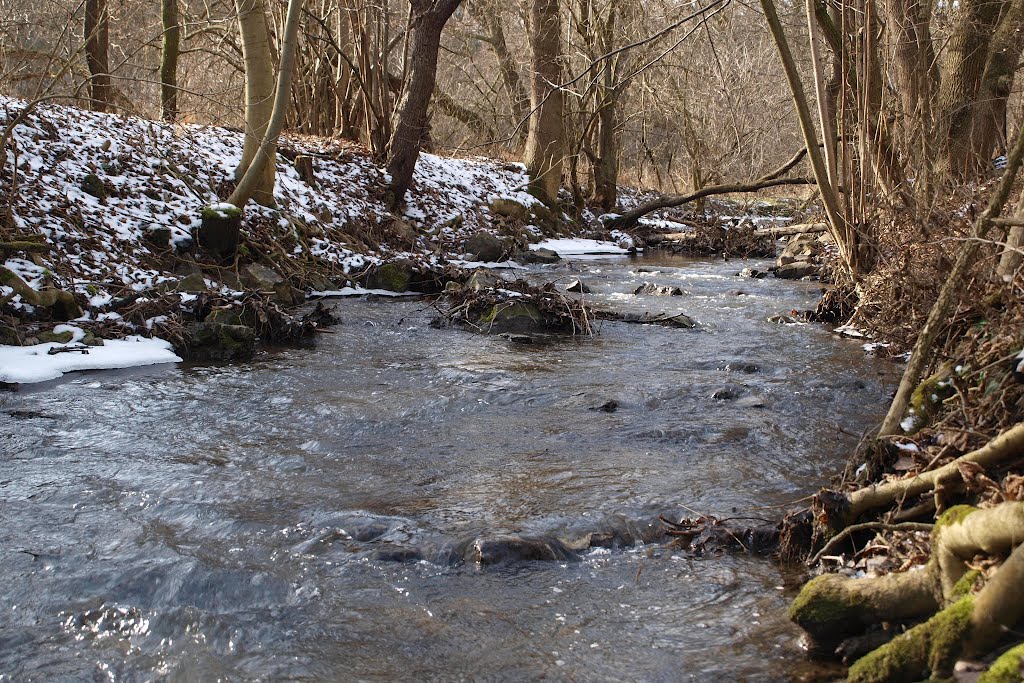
[937,0,1006,179]
[523,0,566,204]
[227,0,304,209]
[160,0,181,122]
[385,0,463,207]
[760,0,857,279]
[84,0,111,112]
[971,0,1024,165]
[234,0,278,206]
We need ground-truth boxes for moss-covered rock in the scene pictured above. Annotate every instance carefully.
[907,363,956,432]
[182,322,256,362]
[478,301,545,334]
[365,262,412,292]
[197,203,242,261]
[36,329,74,344]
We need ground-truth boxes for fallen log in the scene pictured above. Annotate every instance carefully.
[753,222,827,237]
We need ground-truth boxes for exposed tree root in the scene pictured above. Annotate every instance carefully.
[789,503,1024,681]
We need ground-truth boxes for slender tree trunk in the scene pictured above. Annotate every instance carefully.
[234,0,278,206]
[593,9,619,213]
[470,6,529,132]
[228,0,304,208]
[84,0,111,112]
[524,0,566,204]
[760,0,857,279]
[997,185,1024,278]
[971,0,1024,164]
[385,0,463,206]
[160,0,181,122]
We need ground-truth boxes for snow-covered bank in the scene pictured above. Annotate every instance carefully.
[0,336,181,384]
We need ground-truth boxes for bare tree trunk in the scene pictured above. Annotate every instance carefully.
[971,0,1024,163]
[470,5,530,132]
[523,0,566,204]
[760,0,857,279]
[234,0,278,206]
[997,185,1024,278]
[229,0,304,208]
[84,0,111,112]
[385,0,463,206]
[160,0,181,122]
[937,0,1005,180]
[592,7,619,213]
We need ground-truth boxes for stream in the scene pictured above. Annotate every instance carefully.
[0,253,898,681]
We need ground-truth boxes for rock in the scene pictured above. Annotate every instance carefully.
[463,535,578,566]
[314,206,333,224]
[500,333,534,344]
[738,267,767,279]
[182,322,256,362]
[175,273,208,293]
[777,233,821,266]
[36,329,75,344]
[724,363,759,373]
[478,301,545,334]
[774,262,818,279]
[618,311,697,328]
[240,263,303,305]
[513,248,561,264]
[565,278,591,294]
[389,218,418,245]
[766,314,800,324]
[143,225,172,249]
[305,274,339,293]
[204,307,246,327]
[633,283,683,296]
[365,262,412,292]
[465,269,503,292]
[80,173,107,200]
[711,387,738,401]
[488,197,529,219]
[82,332,104,347]
[368,546,423,563]
[465,231,506,262]
[592,400,618,413]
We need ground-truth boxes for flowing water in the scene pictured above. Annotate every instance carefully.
[0,254,898,681]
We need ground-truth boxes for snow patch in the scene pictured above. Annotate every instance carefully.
[0,337,181,384]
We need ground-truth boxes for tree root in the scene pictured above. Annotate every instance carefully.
[0,265,81,320]
[789,503,1024,681]
[816,423,1024,533]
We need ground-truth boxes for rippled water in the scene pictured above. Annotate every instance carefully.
[0,254,895,681]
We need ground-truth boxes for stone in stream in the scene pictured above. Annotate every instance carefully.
[242,263,304,305]
[633,283,684,296]
[738,267,767,279]
[513,247,560,264]
[564,278,591,294]
[463,535,578,565]
[774,262,818,279]
[618,311,696,329]
[591,400,618,413]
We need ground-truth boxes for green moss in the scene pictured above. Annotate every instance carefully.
[936,505,979,531]
[908,363,956,431]
[848,596,974,683]
[951,569,983,600]
[366,263,411,293]
[200,203,241,220]
[979,642,1024,683]
[787,574,865,636]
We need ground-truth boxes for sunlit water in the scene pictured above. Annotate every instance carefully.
[0,254,896,681]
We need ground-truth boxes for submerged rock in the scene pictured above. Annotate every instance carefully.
[463,535,578,565]
[615,311,696,328]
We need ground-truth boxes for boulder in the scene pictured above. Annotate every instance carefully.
[242,263,304,305]
[513,248,561,264]
[488,197,530,219]
[738,267,767,279]
[774,262,818,279]
[466,269,504,292]
[174,273,208,293]
[634,283,684,296]
[36,329,75,344]
[777,233,821,266]
[463,535,578,566]
[182,322,256,362]
[565,278,591,294]
[365,262,412,292]
[465,231,506,262]
[478,301,545,334]
[197,204,242,261]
